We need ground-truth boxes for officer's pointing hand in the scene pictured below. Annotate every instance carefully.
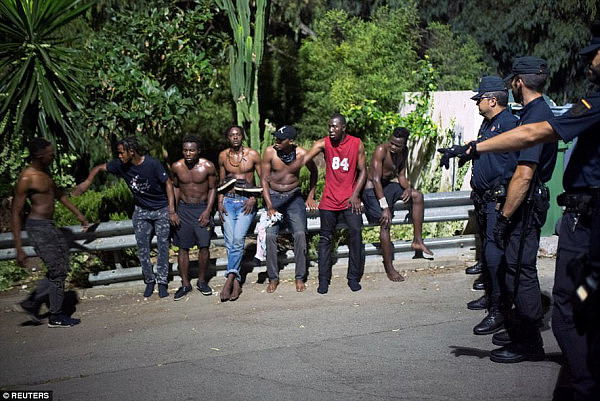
[437,141,479,169]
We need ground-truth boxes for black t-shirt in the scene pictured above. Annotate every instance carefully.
[516,97,558,183]
[549,92,600,191]
[471,108,519,191]
[106,156,169,210]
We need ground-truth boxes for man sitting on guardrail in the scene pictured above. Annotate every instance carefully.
[361,127,432,282]
[13,138,89,327]
[169,136,217,301]
[72,137,177,299]
[299,113,367,294]
[217,125,262,302]
[260,125,318,293]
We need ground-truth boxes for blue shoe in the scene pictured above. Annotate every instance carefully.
[16,300,41,323]
[158,284,169,298]
[348,281,362,292]
[196,281,213,296]
[174,285,192,301]
[48,314,81,328]
[143,282,155,297]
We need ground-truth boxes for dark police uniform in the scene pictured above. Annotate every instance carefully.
[500,95,557,354]
[470,107,518,324]
[548,92,600,398]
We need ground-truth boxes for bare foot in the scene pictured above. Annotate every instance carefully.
[385,268,405,282]
[267,280,279,293]
[412,241,433,256]
[295,279,305,292]
[229,279,242,301]
[221,274,234,302]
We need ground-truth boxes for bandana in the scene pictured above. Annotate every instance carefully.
[277,146,296,165]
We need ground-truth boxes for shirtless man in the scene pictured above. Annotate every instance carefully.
[217,126,262,301]
[170,136,217,301]
[12,138,88,327]
[362,127,432,282]
[261,125,318,293]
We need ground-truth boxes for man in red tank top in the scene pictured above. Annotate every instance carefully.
[301,113,367,293]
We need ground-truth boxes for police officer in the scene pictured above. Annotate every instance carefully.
[437,34,600,399]
[467,76,518,338]
[488,56,557,363]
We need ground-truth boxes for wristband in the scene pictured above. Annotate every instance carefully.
[378,197,389,209]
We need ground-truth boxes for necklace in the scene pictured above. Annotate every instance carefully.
[227,147,245,168]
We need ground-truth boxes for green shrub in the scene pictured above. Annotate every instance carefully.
[54,180,133,226]
[0,260,30,292]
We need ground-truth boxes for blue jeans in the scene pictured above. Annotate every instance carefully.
[266,188,307,281]
[222,194,256,280]
[132,205,170,285]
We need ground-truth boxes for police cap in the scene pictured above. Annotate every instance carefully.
[471,76,506,100]
[504,56,549,81]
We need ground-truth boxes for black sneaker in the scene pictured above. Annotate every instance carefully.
[15,301,41,323]
[48,314,81,328]
[174,285,192,301]
[218,177,237,193]
[197,281,213,296]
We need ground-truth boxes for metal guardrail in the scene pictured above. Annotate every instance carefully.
[0,191,475,285]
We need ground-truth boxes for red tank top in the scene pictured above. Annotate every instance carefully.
[319,134,361,211]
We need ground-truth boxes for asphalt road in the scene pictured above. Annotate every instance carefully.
[0,256,562,401]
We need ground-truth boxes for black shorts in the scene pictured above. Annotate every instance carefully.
[362,182,404,224]
[172,201,213,249]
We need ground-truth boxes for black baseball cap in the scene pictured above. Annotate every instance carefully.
[273,125,297,140]
[504,56,549,81]
[581,36,600,56]
[471,76,506,100]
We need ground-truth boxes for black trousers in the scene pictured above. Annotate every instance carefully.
[318,208,364,284]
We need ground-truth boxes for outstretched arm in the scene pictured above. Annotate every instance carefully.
[476,121,559,154]
[72,164,108,196]
[56,184,89,231]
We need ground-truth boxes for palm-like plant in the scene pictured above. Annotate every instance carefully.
[0,0,92,149]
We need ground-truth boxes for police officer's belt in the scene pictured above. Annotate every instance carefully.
[472,185,506,203]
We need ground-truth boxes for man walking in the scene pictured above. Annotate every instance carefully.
[13,138,88,327]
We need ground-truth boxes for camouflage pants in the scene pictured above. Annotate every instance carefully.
[132,205,170,285]
[25,219,70,315]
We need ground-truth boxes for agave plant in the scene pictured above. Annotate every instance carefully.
[0,0,92,149]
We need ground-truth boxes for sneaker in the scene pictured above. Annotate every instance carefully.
[48,314,81,328]
[217,177,237,193]
[348,281,362,292]
[143,282,155,297]
[158,284,169,298]
[15,300,41,323]
[197,281,213,296]
[174,285,192,301]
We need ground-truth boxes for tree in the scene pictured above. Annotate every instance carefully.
[297,6,422,138]
[216,0,269,152]
[416,0,598,103]
[0,0,93,150]
[72,0,222,163]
